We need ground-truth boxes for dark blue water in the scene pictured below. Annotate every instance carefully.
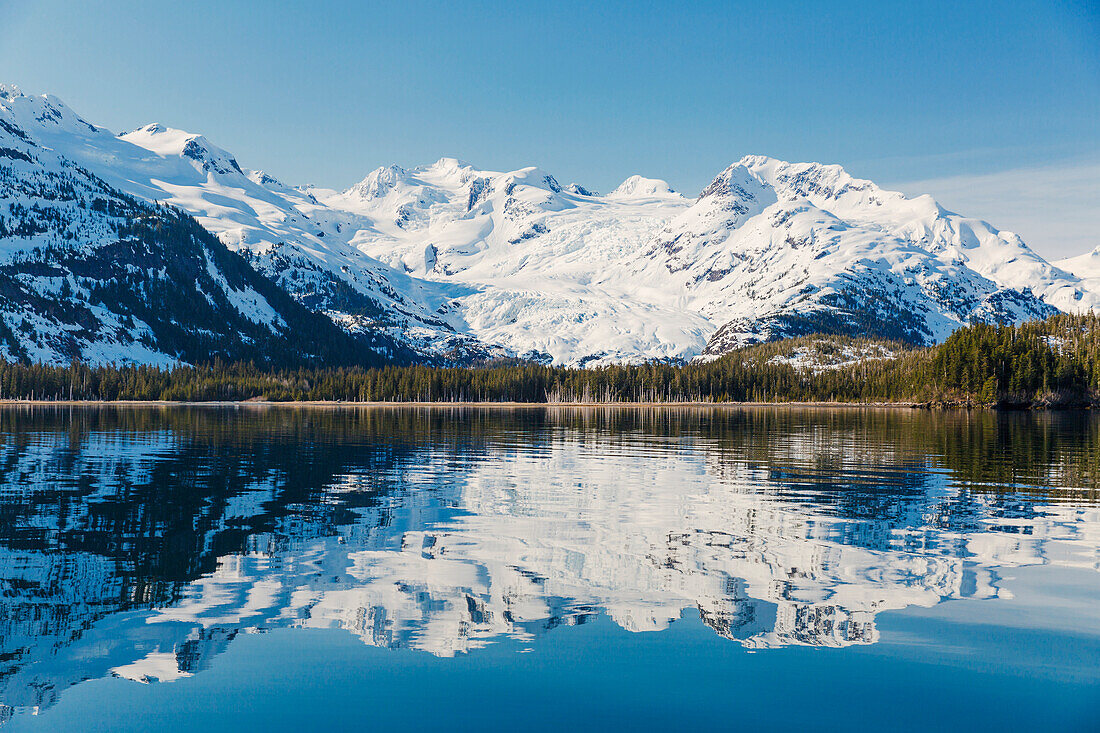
[0,406,1097,731]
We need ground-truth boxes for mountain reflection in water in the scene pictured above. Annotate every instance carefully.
[0,406,1097,721]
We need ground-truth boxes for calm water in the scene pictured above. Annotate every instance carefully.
[0,406,1097,731]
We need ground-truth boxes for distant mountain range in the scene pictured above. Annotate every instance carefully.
[2,83,1097,367]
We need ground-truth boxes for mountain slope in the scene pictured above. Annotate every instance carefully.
[1054,248,1100,298]
[0,86,401,367]
[0,85,479,362]
[739,156,1093,310]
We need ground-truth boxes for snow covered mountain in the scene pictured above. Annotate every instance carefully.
[2,83,1097,367]
[1054,247,1100,296]
[326,158,705,364]
[645,156,1080,355]
[0,85,484,365]
[334,154,1087,363]
[0,85,402,367]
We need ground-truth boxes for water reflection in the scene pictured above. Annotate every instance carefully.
[0,406,1097,721]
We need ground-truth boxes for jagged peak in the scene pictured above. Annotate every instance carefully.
[698,162,771,201]
[0,82,24,100]
[125,122,168,136]
[122,122,198,144]
[248,169,287,188]
[608,175,679,199]
[737,154,881,202]
[737,153,781,169]
[406,157,483,189]
[738,154,853,180]
[0,85,99,134]
[432,156,470,168]
[738,155,960,227]
[346,164,410,199]
[498,166,563,194]
[419,156,476,175]
[566,183,598,197]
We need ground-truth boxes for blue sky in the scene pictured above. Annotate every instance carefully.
[1,0,1098,256]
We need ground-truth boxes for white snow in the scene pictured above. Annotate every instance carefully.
[765,340,900,373]
[203,254,285,330]
[607,174,681,200]
[110,652,193,684]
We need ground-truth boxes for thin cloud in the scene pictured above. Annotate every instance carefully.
[891,160,1100,261]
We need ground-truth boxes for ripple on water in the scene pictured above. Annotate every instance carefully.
[0,405,1096,724]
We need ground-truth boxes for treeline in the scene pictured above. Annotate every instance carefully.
[0,313,1099,406]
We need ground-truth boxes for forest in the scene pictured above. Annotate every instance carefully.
[0,313,1098,406]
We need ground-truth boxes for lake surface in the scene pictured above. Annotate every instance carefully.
[0,405,1097,731]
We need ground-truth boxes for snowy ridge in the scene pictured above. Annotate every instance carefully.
[1054,248,1100,299]
[740,155,1093,312]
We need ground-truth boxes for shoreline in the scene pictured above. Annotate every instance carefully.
[0,399,947,409]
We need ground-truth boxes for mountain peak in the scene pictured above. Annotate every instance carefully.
[127,122,168,136]
[121,123,199,149]
[699,162,772,201]
[0,84,99,135]
[565,183,598,197]
[499,166,564,194]
[0,82,24,100]
[121,124,244,176]
[737,153,781,169]
[737,155,881,203]
[346,164,409,199]
[424,156,474,173]
[608,175,679,199]
[248,169,287,188]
